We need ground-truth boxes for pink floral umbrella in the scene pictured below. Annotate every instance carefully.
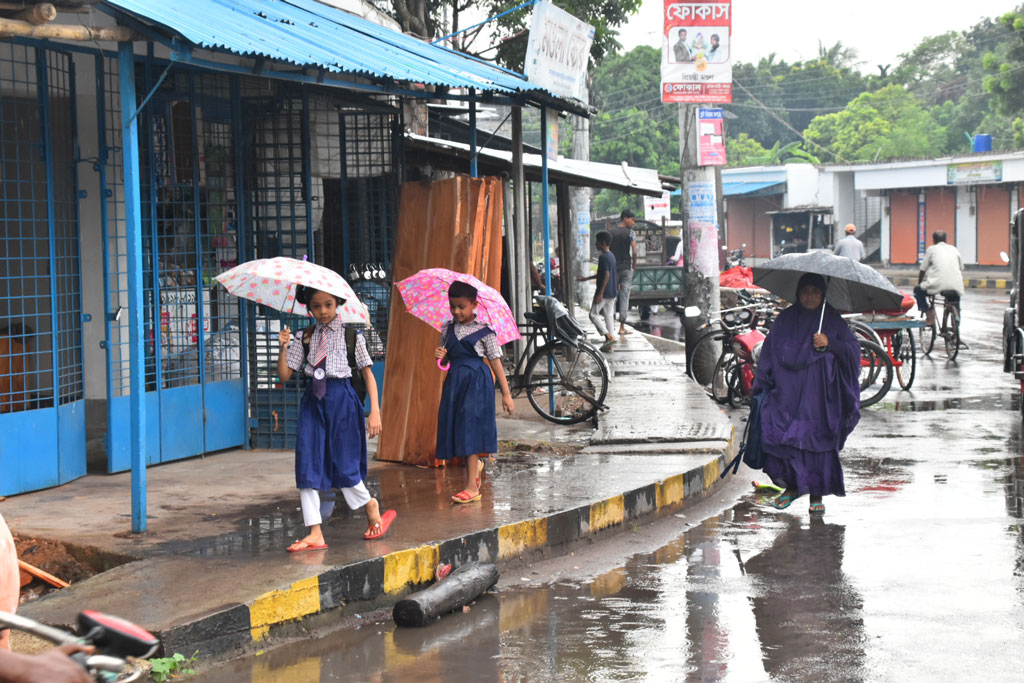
[215,256,370,324]
[396,268,521,345]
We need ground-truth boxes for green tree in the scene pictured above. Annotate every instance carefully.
[984,9,1024,114]
[804,85,947,162]
[725,133,769,167]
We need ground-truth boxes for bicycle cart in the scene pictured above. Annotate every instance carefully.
[864,317,927,391]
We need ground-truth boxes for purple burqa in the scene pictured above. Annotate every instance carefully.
[752,298,861,497]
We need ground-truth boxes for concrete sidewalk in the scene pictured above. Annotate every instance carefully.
[6,329,733,661]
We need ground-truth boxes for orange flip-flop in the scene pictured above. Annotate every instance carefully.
[287,540,328,553]
[363,509,396,540]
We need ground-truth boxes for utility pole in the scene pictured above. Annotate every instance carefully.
[571,79,591,307]
[679,103,721,378]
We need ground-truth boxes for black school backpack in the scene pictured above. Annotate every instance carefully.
[302,325,369,404]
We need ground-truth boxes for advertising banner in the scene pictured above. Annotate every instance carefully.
[524,1,596,102]
[696,107,726,165]
[687,176,719,277]
[661,0,732,103]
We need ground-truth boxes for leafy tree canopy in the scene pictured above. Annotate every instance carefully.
[377,0,640,72]
[804,85,947,162]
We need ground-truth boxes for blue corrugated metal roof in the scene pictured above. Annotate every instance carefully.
[669,180,785,197]
[103,0,546,96]
[722,180,785,196]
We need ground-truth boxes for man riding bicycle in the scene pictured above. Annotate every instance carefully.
[914,230,964,325]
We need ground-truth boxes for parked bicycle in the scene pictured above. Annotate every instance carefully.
[919,292,961,360]
[0,609,159,682]
[504,296,610,426]
[686,291,781,403]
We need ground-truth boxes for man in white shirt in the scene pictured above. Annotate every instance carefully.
[833,223,865,262]
[914,231,964,325]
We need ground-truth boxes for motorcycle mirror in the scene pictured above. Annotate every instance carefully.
[683,305,701,318]
[1000,251,1010,264]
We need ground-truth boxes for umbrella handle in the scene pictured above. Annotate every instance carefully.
[437,358,450,372]
[815,297,827,352]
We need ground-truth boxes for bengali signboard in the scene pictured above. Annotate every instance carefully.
[946,161,1003,185]
[661,0,732,103]
[524,1,596,102]
[696,107,726,165]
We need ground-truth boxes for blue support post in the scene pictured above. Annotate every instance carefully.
[118,42,148,533]
[301,91,315,259]
[36,48,61,428]
[469,89,478,178]
[231,75,251,449]
[96,55,115,468]
[540,107,552,295]
[540,107,555,414]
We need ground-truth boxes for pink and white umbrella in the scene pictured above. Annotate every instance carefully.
[396,268,521,345]
[215,256,370,324]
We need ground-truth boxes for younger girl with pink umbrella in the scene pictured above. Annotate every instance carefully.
[396,270,518,504]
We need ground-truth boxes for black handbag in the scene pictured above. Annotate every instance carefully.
[721,391,766,478]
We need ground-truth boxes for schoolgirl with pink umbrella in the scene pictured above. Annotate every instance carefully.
[396,268,520,504]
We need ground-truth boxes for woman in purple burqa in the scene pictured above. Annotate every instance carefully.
[752,273,861,514]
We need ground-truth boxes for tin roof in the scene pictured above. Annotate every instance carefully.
[103,0,554,98]
[405,133,667,197]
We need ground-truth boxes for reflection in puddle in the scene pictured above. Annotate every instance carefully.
[881,393,1020,412]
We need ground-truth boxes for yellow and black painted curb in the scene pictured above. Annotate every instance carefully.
[159,451,732,659]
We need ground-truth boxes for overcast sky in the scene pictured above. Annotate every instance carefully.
[618,0,1019,70]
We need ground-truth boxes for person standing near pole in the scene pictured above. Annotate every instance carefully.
[609,210,637,336]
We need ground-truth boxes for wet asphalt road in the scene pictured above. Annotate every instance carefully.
[198,292,1024,682]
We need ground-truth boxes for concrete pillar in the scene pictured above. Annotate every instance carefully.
[956,185,978,265]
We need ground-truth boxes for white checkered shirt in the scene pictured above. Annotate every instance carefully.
[286,318,372,379]
[441,320,502,359]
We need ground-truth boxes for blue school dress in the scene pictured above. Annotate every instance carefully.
[435,325,498,460]
[291,324,368,491]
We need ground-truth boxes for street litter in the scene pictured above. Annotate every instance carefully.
[393,562,498,627]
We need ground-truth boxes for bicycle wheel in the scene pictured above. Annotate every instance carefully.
[893,327,916,390]
[687,329,727,396]
[725,359,751,409]
[919,318,936,355]
[524,341,609,424]
[849,319,883,347]
[710,350,738,406]
[943,305,960,361]
[859,340,894,408]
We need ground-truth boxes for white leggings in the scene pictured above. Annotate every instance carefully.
[299,483,371,527]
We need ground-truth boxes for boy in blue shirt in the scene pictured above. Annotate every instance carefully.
[585,231,618,344]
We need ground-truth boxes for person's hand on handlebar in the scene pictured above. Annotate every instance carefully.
[0,643,95,683]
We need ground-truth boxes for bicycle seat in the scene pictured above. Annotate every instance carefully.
[939,290,961,301]
[524,310,546,325]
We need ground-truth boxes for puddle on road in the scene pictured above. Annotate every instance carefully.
[196,452,1024,683]
[879,392,1021,412]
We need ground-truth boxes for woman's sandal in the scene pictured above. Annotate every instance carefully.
[809,502,826,515]
[286,539,328,553]
[451,490,482,504]
[770,492,796,510]
[363,509,397,540]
